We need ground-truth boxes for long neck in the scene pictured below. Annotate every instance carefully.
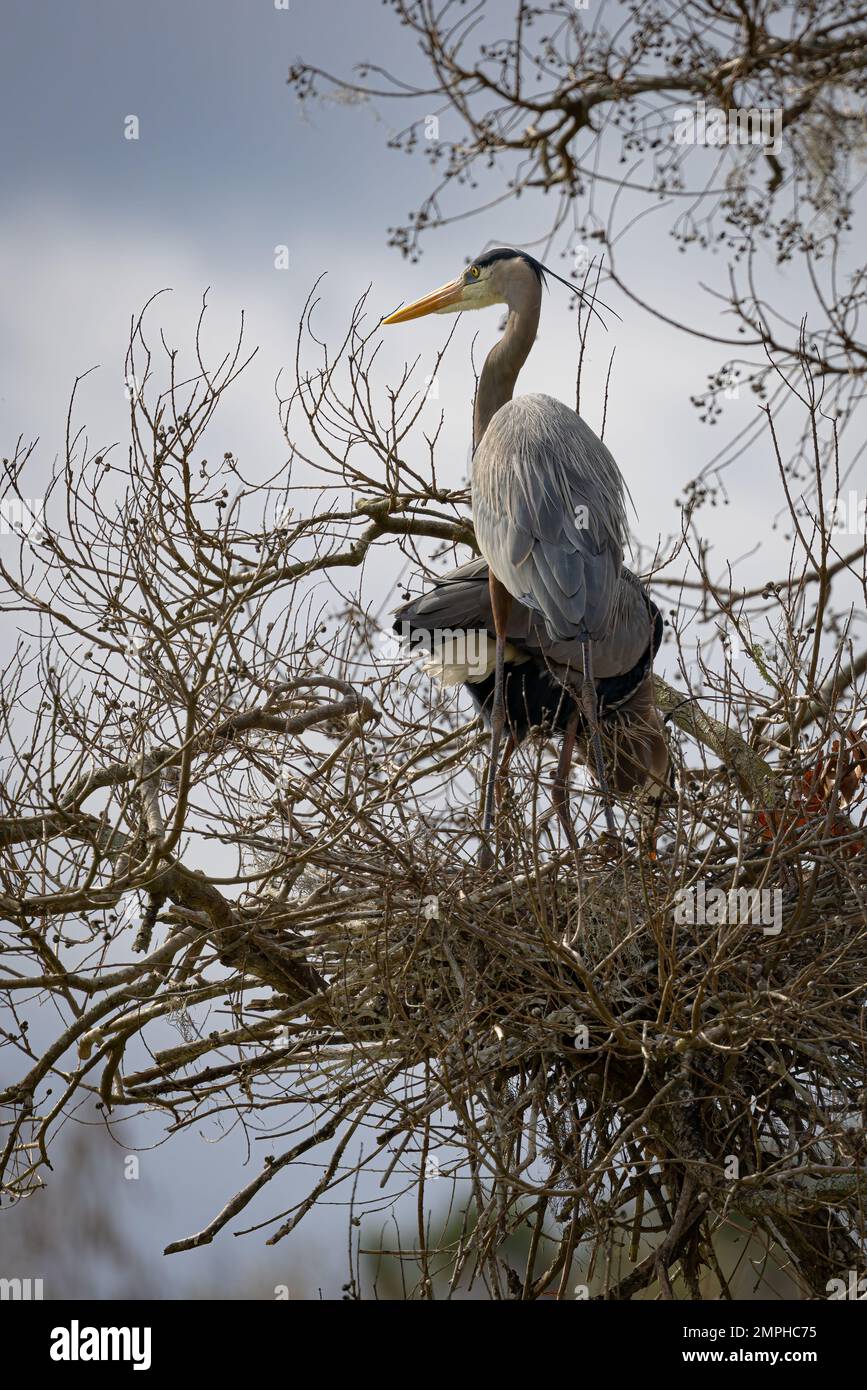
[473,292,541,448]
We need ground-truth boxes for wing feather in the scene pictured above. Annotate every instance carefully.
[393,561,655,681]
[472,393,629,641]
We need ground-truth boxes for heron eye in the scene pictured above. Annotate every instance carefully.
[468,265,481,280]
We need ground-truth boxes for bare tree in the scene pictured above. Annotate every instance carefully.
[290,0,867,504]
[1,265,866,1298]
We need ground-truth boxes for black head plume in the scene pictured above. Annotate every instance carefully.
[473,246,620,329]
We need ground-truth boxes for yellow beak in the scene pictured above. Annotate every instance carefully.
[382,277,466,324]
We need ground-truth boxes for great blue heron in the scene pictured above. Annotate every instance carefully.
[393,557,669,845]
[384,246,659,861]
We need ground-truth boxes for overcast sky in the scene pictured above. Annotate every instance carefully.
[2,0,859,1299]
[1,0,794,551]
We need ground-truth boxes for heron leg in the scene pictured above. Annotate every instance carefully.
[495,734,517,864]
[580,637,617,836]
[479,577,513,868]
[552,709,580,850]
[495,733,516,812]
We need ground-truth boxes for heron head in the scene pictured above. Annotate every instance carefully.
[382,248,545,325]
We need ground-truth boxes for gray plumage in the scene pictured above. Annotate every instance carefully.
[396,555,651,683]
[393,557,669,797]
[472,393,629,642]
